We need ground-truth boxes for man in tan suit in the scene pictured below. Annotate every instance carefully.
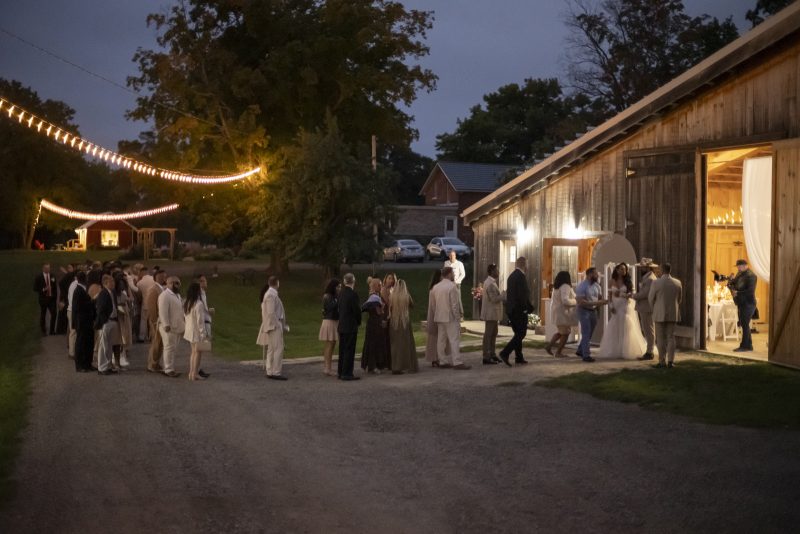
[257,276,289,381]
[479,264,504,365]
[648,263,683,368]
[431,267,470,370]
[158,276,185,377]
[145,270,167,373]
[633,260,658,361]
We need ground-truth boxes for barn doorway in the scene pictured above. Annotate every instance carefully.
[704,146,772,360]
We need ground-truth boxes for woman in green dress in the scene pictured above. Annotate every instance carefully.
[389,279,418,374]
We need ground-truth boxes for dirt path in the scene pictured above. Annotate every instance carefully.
[2,337,799,533]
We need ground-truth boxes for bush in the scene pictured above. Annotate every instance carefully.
[237,249,257,260]
[118,243,144,261]
[195,248,235,261]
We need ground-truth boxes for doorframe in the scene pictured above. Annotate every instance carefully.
[443,216,457,237]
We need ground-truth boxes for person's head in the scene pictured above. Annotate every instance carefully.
[139,266,149,277]
[662,263,672,275]
[324,278,340,297]
[268,275,280,290]
[42,263,50,274]
[166,276,181,293]
[369,278,382,294]
[101,274,114,290]
[114,273,128,294]
[183,282,202,315]
[66,263,75,273]
[442,266,455,281]
[389,280,411,329]
[736,259,748,272]
[613,263,628,279]
[515,257,527,272]
[76,271,87,285]
[429,269,442,290]
[195,274,208,290]
[343,273,355,288]
[448,250,457,262]
[586,267,599,283]
[155,270,167,285]
[487,264,499,279]
[554,271,572,289]
[383,273,396,289]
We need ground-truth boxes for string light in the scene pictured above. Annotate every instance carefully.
[40,199,179,221]
[0,97,261,185]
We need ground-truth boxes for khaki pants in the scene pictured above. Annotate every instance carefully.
[265,329,284,377]
[159,326,181,374]
[67,313,77,357]
[437,321,462,366]
[638,310,655,354]
[482,320,498,358]
[148,318,163,370]
[97,321,119,372]
[655,321,677,364]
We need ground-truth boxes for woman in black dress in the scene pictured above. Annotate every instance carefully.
[361,278,390,373]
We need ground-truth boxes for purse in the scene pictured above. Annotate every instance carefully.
[197,339,212,352]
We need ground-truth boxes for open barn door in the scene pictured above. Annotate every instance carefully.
[625,149,701,346]
[769,139,800,368]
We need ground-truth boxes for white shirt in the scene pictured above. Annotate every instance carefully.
[67,279,79,312]
[444,259,466,285]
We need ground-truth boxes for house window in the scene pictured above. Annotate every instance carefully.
[445,218,455,232]
[509,245,517,263]
[101,230,119,247]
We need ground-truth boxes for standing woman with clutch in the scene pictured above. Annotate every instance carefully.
[319,278,340,376]
[183,282,210,381]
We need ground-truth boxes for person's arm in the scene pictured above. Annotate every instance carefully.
[450,285,463,320]
[561,285,577,307]
[648,282,657,310]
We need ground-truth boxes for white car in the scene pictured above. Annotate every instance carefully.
[383,239,425,262]
[425,237,472,260]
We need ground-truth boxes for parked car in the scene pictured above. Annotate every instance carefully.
[425,237,472,260]
[383,239,425,262]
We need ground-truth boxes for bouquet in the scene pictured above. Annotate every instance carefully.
[527,313,541,329]
[471,284,483,301]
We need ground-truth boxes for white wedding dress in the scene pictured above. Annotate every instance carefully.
[598,287,647,359]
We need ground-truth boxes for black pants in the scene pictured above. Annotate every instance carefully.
[75,325,94,370]
[500,312,528,361]
[338,332,358,377]
[738,302,756,350]
[39,297,57,334]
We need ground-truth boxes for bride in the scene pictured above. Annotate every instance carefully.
[598,263,647,359]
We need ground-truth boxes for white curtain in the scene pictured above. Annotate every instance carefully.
[742,156,772,282]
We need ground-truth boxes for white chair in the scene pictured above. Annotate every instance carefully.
[720,303,740,342]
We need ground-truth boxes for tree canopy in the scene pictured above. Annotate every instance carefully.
[746,0,795,27]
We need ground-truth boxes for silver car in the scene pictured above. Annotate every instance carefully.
[425,237,472,260]
[383,239,425,262]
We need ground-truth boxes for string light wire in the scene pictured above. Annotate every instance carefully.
[39,199,179,221]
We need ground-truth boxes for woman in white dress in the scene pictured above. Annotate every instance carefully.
[545,271,578,358]
[183,282,211,381]
[598,263,647,359]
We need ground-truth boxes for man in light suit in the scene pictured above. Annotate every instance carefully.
[633,260,658,361]
[136,266,153,341]
[480,263,504,365]
[94,274,120,376]
[158,276,185,378]
[259,276,289,381]
[648,263,683,368]
[431,267,470,370]
[145,270,166,373]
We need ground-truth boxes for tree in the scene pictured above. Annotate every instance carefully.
[382,145,434,205]
[247,118,395,278]
[127,0,437,255]
[565,0,739,113]
[435,78,607,165]
[746,0,794,27]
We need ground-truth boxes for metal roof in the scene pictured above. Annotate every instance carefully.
[420,161,518,195]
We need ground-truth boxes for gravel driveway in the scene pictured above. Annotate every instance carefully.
[2,337,799,533]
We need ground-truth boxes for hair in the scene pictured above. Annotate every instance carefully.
[268,276,279,288]
[76,271,87,284]
[324,278,340,297]
[429,269,442,290]
[585,267,597,276]
[369,278,382,294]
[343,273,355,286]
[487,263,498,276]
[515,256,527,268]
[383,273,396,287]
[183,282,202,315]
[389,279,411,330]
[441,266,454,279]
[662,263,672,274]
[113,273,128,295]
[553,271,572,289]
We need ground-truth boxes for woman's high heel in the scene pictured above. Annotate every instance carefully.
[431,361,440,368]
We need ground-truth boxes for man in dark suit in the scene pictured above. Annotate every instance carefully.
[499,257,534,367]
[71,271,95,372]
[33,263,57,335]
[731,259,758,353]
[337,273,362,381]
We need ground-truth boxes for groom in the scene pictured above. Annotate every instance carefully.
[633,259,658,361]
[648,263,682,368]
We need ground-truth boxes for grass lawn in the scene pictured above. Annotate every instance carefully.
[0,249,117,503]
[540,357,800,430]
[208,265,475,360]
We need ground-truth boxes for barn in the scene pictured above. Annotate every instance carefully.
[75,218,137,249]
[462,4,800,369]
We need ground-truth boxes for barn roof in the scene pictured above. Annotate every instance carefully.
[75,217,138,231]
[462,2,800,224]
[419,161,518,195]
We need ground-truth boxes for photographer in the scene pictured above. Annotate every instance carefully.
[730,259,757,353]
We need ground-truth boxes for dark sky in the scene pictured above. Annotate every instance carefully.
[0,0,756,158]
